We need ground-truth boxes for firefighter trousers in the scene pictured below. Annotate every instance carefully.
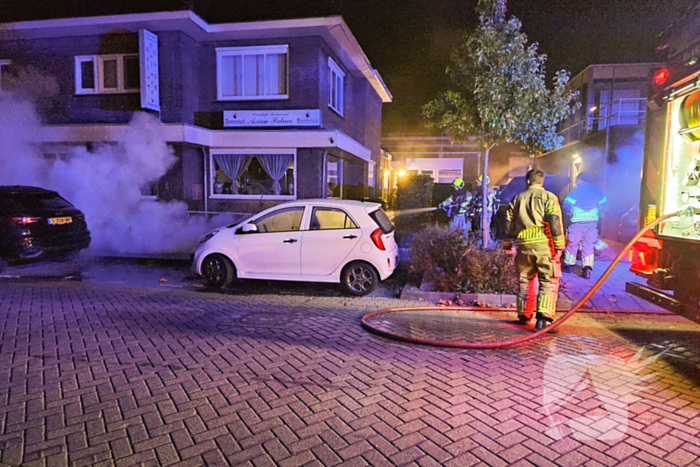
[450,214,471,234]
[564,222,597,268]
[516,242,561,321]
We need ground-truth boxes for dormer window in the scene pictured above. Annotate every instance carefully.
[216,45,289,101]
[75,54,139,94]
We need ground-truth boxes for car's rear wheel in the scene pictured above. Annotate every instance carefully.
[341,261,378,296]
[202,254,235,289]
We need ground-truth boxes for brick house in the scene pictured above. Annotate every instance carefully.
[0,11,391,214]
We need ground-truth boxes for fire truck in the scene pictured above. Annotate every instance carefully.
[626,5,700,317]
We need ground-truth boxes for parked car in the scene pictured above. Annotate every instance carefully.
[192,199,399,296]
[493,174,570,239]
[0,186,91,264]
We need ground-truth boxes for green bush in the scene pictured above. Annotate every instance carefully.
[409,226,518,294]
[395,174,434,230]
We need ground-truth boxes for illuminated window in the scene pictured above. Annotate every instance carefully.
[328,57,344,116]
[216,45,288,101]
[75,54,139,95]
[210,150,296,200]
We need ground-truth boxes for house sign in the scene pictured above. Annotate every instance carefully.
[223,110,321,128]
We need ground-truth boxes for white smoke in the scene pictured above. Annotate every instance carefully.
[0,77,228,255]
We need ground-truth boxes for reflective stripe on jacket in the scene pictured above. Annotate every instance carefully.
[563,181,608,223]
[506,186,565,250]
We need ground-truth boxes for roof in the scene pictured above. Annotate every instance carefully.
[0,11,392,103]
[281,199,381,209]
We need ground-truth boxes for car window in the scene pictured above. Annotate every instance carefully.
[368,208,394,234]
[2,193,74,212]
[310,208,358,230]
[253,207,304,233]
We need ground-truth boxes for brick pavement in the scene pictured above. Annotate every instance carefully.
[0,281,699,466]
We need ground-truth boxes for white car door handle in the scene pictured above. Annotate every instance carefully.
[283,238,298,243]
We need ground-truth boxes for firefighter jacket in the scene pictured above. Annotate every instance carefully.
[506,186,566,251]
[563,180,608,224]
[442,190,472,217]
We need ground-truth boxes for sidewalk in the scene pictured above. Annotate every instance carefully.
[558,260,667,312]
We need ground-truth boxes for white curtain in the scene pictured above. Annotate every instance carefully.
[213,154,253,193]
[256,154,293,195]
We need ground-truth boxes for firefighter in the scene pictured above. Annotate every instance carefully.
[505,169,566,331]
[562,172,608,279]
[439,178,472,234]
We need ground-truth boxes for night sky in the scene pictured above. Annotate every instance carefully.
[3,0,697,134]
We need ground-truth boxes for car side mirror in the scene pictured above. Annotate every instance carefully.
[241,223,258,233]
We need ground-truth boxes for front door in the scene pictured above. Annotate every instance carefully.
[236,206,305,276]
[301,207,361,276]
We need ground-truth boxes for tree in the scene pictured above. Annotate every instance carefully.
[423,0,579,247]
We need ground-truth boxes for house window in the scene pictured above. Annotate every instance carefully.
[75,54,140,94]
[326,155,343,198]
[368,162,376,188]
[421,170,434,178]
[210,150,296,200]
[438,169,462,183]
[216,45,288,101]
[328,57,344,116]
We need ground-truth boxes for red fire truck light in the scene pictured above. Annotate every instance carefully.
[653,68,669,85]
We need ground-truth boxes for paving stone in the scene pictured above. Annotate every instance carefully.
[0,280,699,467]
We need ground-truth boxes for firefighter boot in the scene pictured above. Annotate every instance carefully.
[517,315,531,325]
[582,266,592,280]
[561,264,573,274]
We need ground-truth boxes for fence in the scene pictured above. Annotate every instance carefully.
[559,98,646,145]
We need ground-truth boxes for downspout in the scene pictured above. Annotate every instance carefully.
[203,147,208,215]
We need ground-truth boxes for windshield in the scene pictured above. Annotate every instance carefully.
[369,208,394,234]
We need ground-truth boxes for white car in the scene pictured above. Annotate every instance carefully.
[192,199,398,296]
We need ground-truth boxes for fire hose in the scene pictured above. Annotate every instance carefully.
[362,206,699,349]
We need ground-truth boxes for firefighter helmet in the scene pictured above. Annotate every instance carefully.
[452,178,465,189]
[477,175,490,184]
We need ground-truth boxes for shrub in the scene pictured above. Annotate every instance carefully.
[409,227,469,291]
[409,226,518,294]
[395,174,434,231]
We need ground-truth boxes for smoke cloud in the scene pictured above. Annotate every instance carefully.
[0,74,228,255]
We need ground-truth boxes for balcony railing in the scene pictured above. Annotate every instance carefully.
[558,98,646,145]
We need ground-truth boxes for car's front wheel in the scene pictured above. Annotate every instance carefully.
[341,261,378,296]
[202,254,235,289]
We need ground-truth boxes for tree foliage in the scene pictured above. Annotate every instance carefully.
[423,0,580,155]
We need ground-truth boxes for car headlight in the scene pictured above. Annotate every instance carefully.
[198,230,219,244]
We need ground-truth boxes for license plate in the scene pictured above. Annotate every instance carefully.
[48,217,72,225]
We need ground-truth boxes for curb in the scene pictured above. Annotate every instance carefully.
[399,285,516,306]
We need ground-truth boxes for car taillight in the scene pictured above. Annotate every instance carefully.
[370,228,385,250]
[11,217,41,225]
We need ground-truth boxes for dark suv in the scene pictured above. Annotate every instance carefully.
[0,186,91,264]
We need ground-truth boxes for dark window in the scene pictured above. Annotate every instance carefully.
[124,55,140,89]
[369,208,394,234]
[81,61,95,89]
[103,59,118,88]
[3,193,74,212]
[310,208,358,230]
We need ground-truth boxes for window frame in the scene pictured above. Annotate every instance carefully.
[74,54,139,95]
[209,149,297,201]
[216,45,289,101]
[328,57,345,116]
[309,207,359,231]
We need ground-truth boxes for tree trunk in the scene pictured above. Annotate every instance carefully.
[481,145,491,248]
